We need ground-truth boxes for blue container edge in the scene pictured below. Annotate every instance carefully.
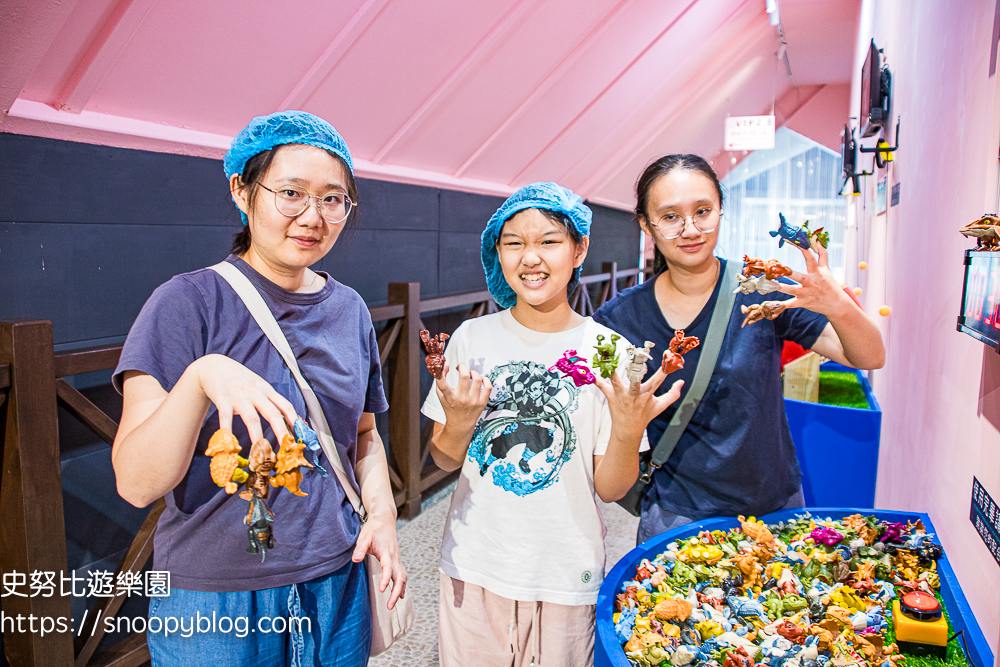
[784,361,881,413]
[596,508,993,667]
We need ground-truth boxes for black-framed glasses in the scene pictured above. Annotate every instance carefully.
[257,182,356,224]
[649,207,722,239]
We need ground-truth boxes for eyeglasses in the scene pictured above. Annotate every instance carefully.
[256,182,356,224]
[649,207,722,239]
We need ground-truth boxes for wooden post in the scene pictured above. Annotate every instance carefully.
[0,321,75,666]
[599,261,619,307]
[387,284,422,520]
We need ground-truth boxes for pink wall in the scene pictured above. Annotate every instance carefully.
[848,1,1000,659]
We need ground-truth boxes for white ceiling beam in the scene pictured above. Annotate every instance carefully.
[0,0,81,121]
[371,0,541,164]
[54,0,160,113]
[507,0,702,186]
[277,0,393,112]
[452,0,640,178]
[572,9,773,199]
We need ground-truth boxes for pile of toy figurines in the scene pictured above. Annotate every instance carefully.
[739,213,831,328]
[614,513,949,667]
[959,215,1000,251]
[205,417,327,562]
[419,329,700,387]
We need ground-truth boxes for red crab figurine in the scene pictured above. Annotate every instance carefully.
[661,329,700,374]
[419,330,450,379]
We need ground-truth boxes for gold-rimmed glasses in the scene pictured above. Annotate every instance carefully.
[649,207,722,239]
[257,182,356,224]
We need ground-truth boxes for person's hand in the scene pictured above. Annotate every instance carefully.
[594,367,684,437]
[435,363,492,431]
[193,354,297,442]
[776,240,856,317]
[352,511,407,609]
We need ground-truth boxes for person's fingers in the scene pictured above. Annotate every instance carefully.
[798,243,819,273]
[480,374,493,397]
[267,389,299,433]
[216,402,234,435]
[773,282,800,296]
[435,371,455,401]
[256,399,291,443]
[592,376,613,401]
[814,238,830,268]
[785,270,806,284]
[387,566,408,609]
[467,369,482,398]
[656,379,685,408]
[642,366,668,394]
[234,399,264,444]
[781,297,800,310]
[351,531,370,563]
[379,552,393,593]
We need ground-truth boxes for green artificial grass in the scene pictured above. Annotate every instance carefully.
[885,589,972,667]
[817,370,871,409]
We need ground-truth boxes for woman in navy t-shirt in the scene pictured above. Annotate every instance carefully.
[112,111,404,666]
[593,155,885,543]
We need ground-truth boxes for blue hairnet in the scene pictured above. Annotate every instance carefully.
[223,110,354,225]
[481,182,592,309]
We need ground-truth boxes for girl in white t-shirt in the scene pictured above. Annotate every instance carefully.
[422,182,684,667]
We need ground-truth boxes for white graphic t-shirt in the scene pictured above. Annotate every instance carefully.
[421,310,649,605]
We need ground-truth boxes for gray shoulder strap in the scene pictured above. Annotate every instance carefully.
[649,259,740,469]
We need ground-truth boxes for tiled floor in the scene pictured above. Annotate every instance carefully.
[370,483,639,667]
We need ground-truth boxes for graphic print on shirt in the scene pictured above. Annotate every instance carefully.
[467,360,580,496]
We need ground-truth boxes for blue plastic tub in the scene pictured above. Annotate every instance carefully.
[785,362,882,507]
[596,508,993,667]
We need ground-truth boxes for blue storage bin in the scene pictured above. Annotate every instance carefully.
[596,508,993,667]
[785,362,882,507]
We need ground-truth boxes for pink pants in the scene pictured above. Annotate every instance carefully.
[438,573,595,667]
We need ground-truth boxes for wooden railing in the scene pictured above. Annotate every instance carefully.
[0,263,648,666]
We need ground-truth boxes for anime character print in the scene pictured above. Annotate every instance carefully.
[468,360,581,496]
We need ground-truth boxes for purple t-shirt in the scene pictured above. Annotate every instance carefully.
[114,255,388,592]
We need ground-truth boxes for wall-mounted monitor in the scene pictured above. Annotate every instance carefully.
[958,250,1000,350]
[860,40,891,138]
[841,124,856,185]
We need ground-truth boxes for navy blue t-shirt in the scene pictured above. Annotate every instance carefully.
[593,259,828,521]
[114,255,388,592]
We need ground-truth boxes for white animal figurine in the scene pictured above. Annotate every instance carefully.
[625,341,655,384]
[734,273,781,296]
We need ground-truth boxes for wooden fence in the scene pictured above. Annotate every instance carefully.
[0,262,647,667]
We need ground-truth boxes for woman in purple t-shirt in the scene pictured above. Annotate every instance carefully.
[112,111,404,666]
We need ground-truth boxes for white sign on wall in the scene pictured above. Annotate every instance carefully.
[724,115,776,151]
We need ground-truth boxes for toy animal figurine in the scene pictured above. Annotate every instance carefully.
[662,329,700,374]
[240,438,277,501]
[960,214,1000,250]
[293,417,328,477]
[245,494,275,562]
[625,341,655,383]
[592,334,621,379]
[770,213,828,250]
[419,329,450,380]
[743,255,793,280]
[205,429,248,494]
[741,301,789,327]
[654,597,693,621]
[549,350,596,387]
[270,433,313,496]
[735,273,782,296]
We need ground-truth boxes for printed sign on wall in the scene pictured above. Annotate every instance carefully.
[724,115,776,151]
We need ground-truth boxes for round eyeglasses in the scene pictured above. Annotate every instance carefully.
[257,182,356,224]
[649,207,722,239]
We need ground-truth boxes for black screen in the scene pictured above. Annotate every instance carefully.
[958,251,1000,348]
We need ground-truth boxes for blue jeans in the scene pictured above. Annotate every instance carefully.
[637,487,806,545]
[147,560,370,667]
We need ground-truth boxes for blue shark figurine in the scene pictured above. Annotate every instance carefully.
[770,213,828,249]
[293,417,329,478]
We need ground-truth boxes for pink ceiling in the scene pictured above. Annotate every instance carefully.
[0,0,860,210]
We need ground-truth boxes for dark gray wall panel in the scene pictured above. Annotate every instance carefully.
[0,132,233,226]
[439,188,505,232]
[317,229,439,305]
[354,177,439,231]
[438,231,488,295]
[0,221,233,344]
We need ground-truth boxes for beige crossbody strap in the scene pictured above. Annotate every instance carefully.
[209,261,367,521]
